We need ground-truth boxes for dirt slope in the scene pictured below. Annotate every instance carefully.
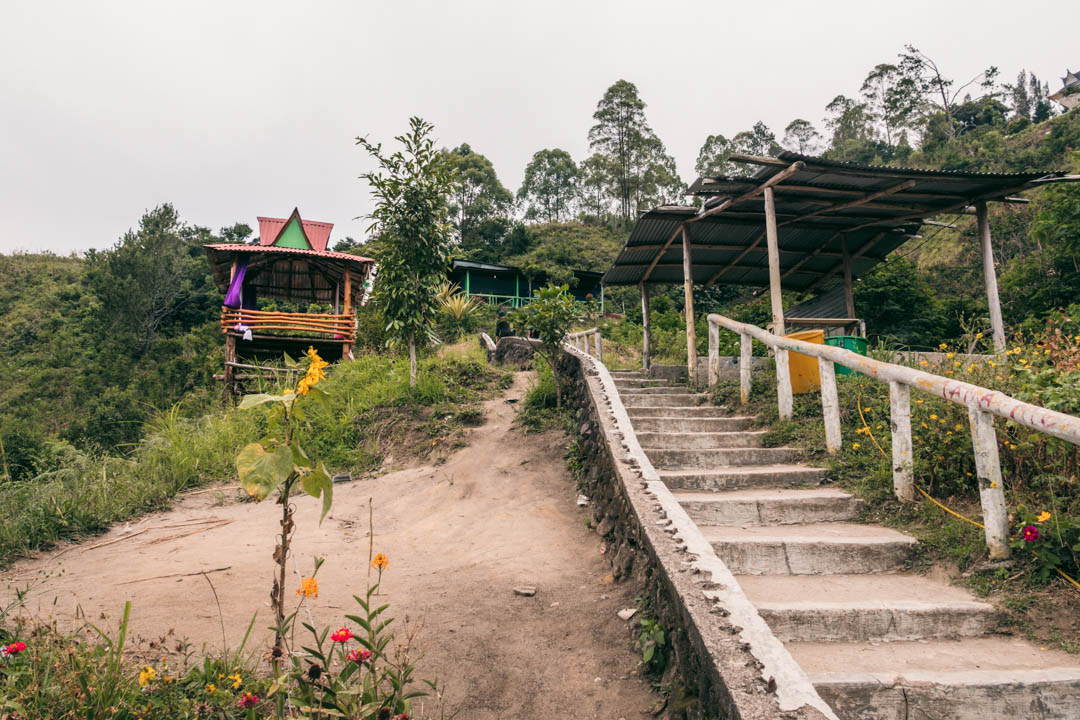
[3,372,653,719]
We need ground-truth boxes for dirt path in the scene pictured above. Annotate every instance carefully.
[3,372,653,719]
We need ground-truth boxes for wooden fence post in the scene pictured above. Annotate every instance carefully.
[819,358,841,454]
[594,331,603,361]
[775,348,793,420]
[739,334,752,405]
[708,321,719,386]
[889,381,914,501]
[969,407,1010,559]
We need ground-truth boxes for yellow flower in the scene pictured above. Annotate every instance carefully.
[296,577,319,599]
[138,666,157,687]
[921,422,928,428]
[988,360,996,368]
[228,672,242,690]
[920,360,929,366]
[930,414,938,420]
[206,683,216,694]
[1037,511,1052,523]
[371,553,389,571]
[296,348,330,396]
[954,424,963,431]
[939,343,948,350]
[852,442,861,449]
[975,332,983,339]
[946,352,955,359]
[954,361,962,367]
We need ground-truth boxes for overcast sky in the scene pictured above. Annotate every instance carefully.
[2,0,1075,254]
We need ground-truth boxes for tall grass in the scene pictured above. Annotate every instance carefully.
[0,344,505,566]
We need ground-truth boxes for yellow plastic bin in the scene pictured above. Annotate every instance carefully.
[784,329,825,394]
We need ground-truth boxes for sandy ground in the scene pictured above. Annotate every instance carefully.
[3,372,654,719]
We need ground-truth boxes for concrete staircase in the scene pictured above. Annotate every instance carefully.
[611,368,1080,720]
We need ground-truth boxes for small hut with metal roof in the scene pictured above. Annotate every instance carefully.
[203,208,376,392]
[602,152,1078,381]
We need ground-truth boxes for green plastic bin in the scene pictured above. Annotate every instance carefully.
[825,335,868,376]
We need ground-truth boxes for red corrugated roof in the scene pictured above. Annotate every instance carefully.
[257,215,335,252]
[204,243,374,264]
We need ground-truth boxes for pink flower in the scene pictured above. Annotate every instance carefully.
[237,691,259,708]
[330,627,354,643]
[1,642,26,656]
[346,648,373,664]
[1022,525,1040,543]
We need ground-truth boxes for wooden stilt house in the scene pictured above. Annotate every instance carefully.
[203,208,375,392]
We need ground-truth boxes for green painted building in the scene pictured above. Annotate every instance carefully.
[448,259,604,310]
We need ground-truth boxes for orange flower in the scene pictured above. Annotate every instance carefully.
[371,553,389,571]
[296,577,318,599]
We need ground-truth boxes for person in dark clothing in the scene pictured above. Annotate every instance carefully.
[495,309,512,338]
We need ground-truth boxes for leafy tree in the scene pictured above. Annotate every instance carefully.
[588,80,681,218]
[860,63,921,145]
[84,204,213,355]
[358,117,456,386]
[781,119,822,154]
[695,134,735,176]
[519,148,580,223]
[442,143,513,255]
[697,122,781,177]
[897,45,999,140]
[853,256,948,348]
[219,222,254,244]
[509,284,584,407]
[579,153,612,219]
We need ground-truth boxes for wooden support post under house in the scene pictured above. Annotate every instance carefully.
[640,283,651,370]
[889,381,914,501]
[681,226,697,386]
[842,236,856,319]
[969,407,1010,559]
[975,201,1006,353]
[342,268,353,361]
[222,258,239,402]
[819,358,841,454]
[739,334,752,404]
[764,187,792,419]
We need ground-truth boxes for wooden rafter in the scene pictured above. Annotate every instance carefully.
[803,233,885,292]
[777,180,916,227]
[687,161,804,224]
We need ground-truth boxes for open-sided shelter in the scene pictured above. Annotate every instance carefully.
[602,152,1078,379]
[203,208,376,391]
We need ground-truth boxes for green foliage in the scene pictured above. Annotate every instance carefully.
[853,255,949,349]
[358,117,457,385]
[636,616,668,675]
[502,222,626,288]
[442,143,513,255]
[509,284,584,407]
[519,148,580,223]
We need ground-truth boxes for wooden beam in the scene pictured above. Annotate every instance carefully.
[640,282,651,370]
[687,161,804,224]
[777,180,916,228]
[842,236,856,318]
[629,242,843,258]
[803,233,884,292]
[682,227,697,386]
[764,187,785,337]
[780,232,842,281]
[640,225,683,283]
[704,231,765,287]
[976,201,1006,352]
[640,262,829,276]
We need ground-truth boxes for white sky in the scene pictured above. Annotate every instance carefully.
[1,0,1075,254]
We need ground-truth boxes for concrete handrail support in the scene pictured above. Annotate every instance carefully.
[706,312,1080,561]
[567,327,603,361]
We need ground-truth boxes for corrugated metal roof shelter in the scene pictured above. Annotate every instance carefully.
[603,152,1078,377]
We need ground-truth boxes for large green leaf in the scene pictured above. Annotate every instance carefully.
[300,461,334,523]
[236,443,294,501]
[238,392,296,410]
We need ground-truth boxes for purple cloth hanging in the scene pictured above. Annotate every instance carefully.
[224,256,248,308]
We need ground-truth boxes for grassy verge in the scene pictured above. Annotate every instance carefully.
[708,341,1080,653]
[0,341,508,567]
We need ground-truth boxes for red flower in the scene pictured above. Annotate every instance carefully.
[1022,525,1040,543]
[392,715,410,720]
[346,648,373,663]
[237,691,259,708]
[330,627,354,643]
[1,642,26,656]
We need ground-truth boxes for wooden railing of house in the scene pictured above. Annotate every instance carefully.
[706,312,1080,561]
[567,328,603,361]
[220,307,356,341]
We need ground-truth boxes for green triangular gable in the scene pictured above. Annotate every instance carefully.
[274,216,310,249]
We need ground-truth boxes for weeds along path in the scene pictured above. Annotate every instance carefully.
[3,371,653,719]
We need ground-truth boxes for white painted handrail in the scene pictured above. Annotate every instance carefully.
[567,327,603,361]
[707,312,1080,560]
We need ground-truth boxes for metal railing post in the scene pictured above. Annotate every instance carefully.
[889,381,914,501]
[969,407,1010,559]
[739,333,752,405]
[819,358,841,454]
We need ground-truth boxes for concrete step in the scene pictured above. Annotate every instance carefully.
[626,405,730,418]
[795,639,1080,720]
[644,446,802,469]
[636,430,766,450]
[630,416,755,433]
[701,523,917,575]
[616,386,690,395]
[621,393,709,408]
[609,370,647,377]
[612,378,670,388]
[657,464,827,490]
[672,487,861,525]
[757,599,998,643]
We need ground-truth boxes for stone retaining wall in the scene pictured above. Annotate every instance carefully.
[556,348,836,720]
